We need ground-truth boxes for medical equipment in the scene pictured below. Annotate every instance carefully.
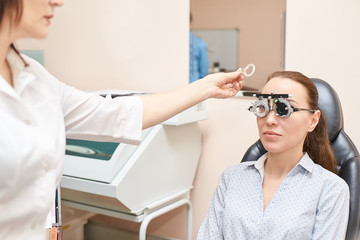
[240,63,256,77]
[61,98,208,240]
[248,92,315,118]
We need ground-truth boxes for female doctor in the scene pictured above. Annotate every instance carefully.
[0,0,244,239]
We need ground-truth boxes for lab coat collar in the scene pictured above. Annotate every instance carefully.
[1,48,36,98]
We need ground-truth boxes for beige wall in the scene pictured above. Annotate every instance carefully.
[17,0,189,93]
[285,0,360,153]
[191,0,286,90]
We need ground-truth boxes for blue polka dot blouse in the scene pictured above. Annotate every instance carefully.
[197,153,350,240]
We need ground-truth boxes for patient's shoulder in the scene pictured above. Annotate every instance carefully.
[313,164,349,192]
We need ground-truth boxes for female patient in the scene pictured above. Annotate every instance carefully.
[197,71,350,239]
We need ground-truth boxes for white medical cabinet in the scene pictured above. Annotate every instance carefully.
[61,99,207,240]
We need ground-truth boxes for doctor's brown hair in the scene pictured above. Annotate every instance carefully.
[0,0,27,65]
[0,0,23,26]
[267,71,338,174]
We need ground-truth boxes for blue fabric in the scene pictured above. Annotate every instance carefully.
[197,153,350,240]
[189,31,208,83]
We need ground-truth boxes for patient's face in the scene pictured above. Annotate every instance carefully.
[257,77,316,155]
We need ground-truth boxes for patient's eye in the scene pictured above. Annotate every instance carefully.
[257,105,266,114]
[275,101,288,116]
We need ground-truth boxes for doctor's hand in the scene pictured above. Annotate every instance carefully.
[195,69,244,98]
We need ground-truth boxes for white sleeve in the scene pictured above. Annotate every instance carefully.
[61,83,143,145]
[21,53,143,144]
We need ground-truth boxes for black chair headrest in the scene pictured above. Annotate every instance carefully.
[311,78,344,142]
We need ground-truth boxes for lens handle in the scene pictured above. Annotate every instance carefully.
[240,63,256,77]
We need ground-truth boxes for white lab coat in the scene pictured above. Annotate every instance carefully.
[0,49,143,240]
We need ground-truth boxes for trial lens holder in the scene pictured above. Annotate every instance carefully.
[240,63,256,77]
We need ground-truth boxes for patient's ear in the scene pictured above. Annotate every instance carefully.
[308,110,320,132]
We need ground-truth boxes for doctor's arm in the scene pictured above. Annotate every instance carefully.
[140,70,243,129]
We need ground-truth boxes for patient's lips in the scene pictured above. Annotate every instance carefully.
[264,131,281,137]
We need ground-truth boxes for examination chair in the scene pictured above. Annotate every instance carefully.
[241,78,360,240]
